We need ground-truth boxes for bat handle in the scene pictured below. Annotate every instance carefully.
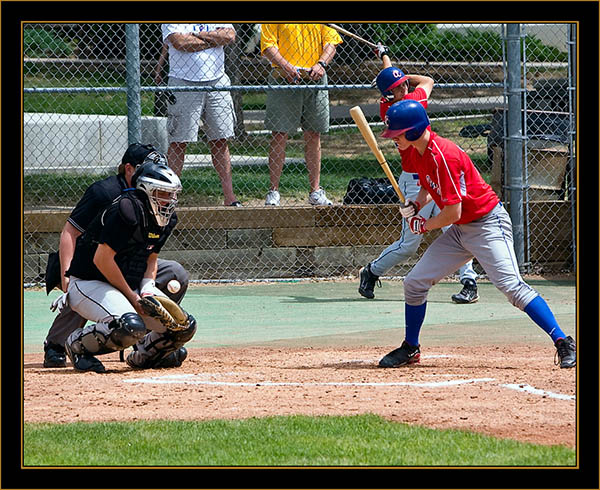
[378,164,405,204]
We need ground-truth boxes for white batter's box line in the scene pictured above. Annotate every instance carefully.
[124,375,496,388]
[500,383,576,401]
[123,375,576,401]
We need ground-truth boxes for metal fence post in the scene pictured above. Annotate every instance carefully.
[505,24,525,269]
[567,24,577,272]
[125,23,142,144]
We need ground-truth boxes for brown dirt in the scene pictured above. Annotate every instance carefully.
[24,344,576,448]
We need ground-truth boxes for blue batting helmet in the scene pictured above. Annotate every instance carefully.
[376,67,410,97]
[381,99,430,141]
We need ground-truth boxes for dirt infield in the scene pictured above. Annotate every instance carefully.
[24,343,576,448]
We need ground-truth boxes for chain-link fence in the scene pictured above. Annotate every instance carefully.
[23,23,575,284]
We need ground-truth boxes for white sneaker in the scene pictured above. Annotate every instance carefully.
[265,190,280,206]
[308,188,332,206]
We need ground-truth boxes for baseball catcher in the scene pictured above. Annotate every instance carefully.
[42,143,189,370]
[61,154,197,372]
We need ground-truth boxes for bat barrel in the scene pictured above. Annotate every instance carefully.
[327,24,378,48]
[349,105,405,204]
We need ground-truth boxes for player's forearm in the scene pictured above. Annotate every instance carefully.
[407,74,434,97]
[414,187,432,210]
[425,203,462,231]
[382,54,392,69]
[407,74,433,87]
[144,253,159,281]
[94,244,139,305]
[59,222,81,291]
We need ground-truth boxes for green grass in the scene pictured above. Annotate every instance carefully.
[23,414,575,466]
[24,78,265,116]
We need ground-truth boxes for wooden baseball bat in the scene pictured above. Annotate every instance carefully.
[349,105,405,204]
[326,24,378,49]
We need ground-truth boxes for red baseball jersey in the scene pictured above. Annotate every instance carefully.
[408,131,499,224]
[379,87,429,173]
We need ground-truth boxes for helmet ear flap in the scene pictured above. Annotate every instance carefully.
[405,122,428,141]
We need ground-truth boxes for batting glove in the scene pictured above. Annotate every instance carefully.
[50,292,69,313]
[400,199,421,219]
[408,216,428,234]
[374,42,389,59]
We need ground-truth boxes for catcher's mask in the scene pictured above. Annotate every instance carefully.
[133,155,182,227]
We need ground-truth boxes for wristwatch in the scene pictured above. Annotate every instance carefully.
[318,60,327,69]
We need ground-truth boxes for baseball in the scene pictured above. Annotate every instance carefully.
[167,280,181,294]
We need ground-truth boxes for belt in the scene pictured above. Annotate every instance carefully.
[476,202,503,222]
[400,171,420,179]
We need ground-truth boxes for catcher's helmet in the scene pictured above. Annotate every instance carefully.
[381,99,430,141]
[376,67,409,97]
[133,155,182,227]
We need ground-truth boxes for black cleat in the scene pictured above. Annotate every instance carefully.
[153,347,188,369]
[554,336,576,369]
[358,264,381,299]
[451,278,479,304]
[43,342,67,368]
[379,341,421,368]
[64,342,106,373]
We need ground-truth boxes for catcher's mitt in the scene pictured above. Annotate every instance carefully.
[138,295,189,332]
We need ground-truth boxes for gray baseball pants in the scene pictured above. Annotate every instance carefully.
[370,172,477,282]
[44,259,189,346]
[403,203,539,310]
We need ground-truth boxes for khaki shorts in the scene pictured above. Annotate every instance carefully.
[264,72,330,134]
[167,74,235,143]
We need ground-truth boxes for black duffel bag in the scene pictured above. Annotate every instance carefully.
[343,177,401,205]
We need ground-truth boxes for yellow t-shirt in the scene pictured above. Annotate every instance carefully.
[260,24,343,69]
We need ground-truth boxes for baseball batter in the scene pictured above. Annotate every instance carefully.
[377,99,576,369]
[359,46,479,304]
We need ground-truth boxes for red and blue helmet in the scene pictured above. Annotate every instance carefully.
[376,67,410,97]
[381,99,430,141]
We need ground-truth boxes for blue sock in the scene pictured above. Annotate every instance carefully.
[524,295,566,343]
[405,302,427,346]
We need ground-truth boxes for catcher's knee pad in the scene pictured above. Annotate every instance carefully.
[125,315,196,369]
[107,312,147,350]
[66,312,146,356]
[171,313,197,347]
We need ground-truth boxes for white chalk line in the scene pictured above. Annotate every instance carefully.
[123,375,495,388]
[123,373,575,401]
[500,383,575,401]
[123,354,574,400]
